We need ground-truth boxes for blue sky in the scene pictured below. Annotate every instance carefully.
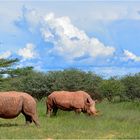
[0,1,140,78]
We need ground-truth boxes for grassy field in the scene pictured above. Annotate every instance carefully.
[0,101,140,139]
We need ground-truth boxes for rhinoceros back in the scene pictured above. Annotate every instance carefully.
[48,91,90,110]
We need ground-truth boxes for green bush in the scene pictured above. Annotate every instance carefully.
[99,78,126,102]
[46,69,102,100]
[10,69,102,100]
[18,72,50,100]
[1,71,50,100]
[121,73,140,101]
[1,58,140,102]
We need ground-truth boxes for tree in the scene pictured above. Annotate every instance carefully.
[7,66,33,78]
[0,58,34,92]
[15,71,50,100]
[99,77,125,102]
[121,73,140,101]
[46,69,102,100]
[46,71,65,92]
[82,71,102,100]
[0,58,19,73]
[0,58,18,67]
[0,58,19,90]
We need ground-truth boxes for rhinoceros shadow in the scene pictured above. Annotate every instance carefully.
[0,123,20,127]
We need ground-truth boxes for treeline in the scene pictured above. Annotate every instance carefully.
[0,58,140,102]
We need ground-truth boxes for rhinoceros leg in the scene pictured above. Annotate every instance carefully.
[47,107,58,117]
[31,114,40,127]
[25,114,32,125]
[47,106,53,117]
[75,109,82,114]
[24,113,39,127]
[21,111,32,125]
[22,109,39,127]
[47,110,52,117]
[52,107,58,116]
[47,102,57,117]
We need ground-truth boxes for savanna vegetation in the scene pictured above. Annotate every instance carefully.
[0,101,140,139]
[0,58,140,139]
[0,58,140,102]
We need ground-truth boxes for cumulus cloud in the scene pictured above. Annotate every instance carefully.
[14,8,117,71]
[15,6,41,32]
[15,9,116,61]
[123,50,140,62]
[41,13,115,60]
[18,43,37,59]
[0,51,11,59]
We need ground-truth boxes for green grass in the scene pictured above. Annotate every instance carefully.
[0,101,140,139]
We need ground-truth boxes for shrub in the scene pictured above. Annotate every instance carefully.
[121,73,140,101]
[99,78,126,102]
[18,72,50,100]
[46,69,102,100]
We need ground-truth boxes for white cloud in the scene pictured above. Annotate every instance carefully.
[0,51,11,59]
[18,43,37,59]
[22,7,41,32]
[42,13,115,60]
[123,50,140,62]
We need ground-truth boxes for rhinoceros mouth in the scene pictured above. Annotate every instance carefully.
[90,104,99,116]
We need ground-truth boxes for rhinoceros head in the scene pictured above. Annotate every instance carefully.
[86,99,99,116]
[89,101,99,116]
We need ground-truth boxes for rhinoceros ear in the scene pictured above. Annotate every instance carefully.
[87,98,90,103]
[86,98,93,105]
